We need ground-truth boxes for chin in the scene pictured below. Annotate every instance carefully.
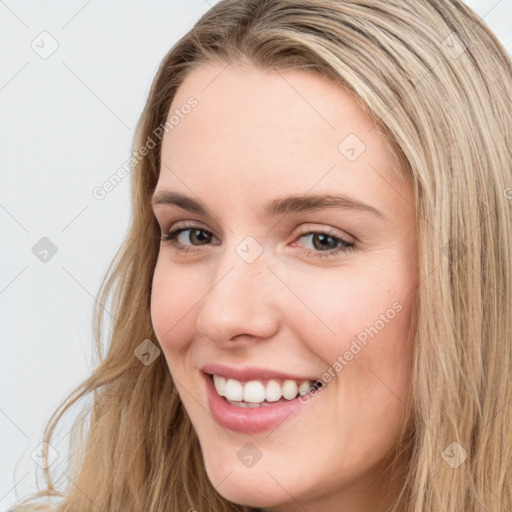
[212,481,282,510]
[202,453,286,509]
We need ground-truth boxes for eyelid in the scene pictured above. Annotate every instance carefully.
[161,221,351,243]
[158,218,218,241]
[293,224,355,244]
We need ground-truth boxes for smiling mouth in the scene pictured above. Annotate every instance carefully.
[206,372,324,408]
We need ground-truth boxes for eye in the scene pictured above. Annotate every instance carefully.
[293,226,356,259]
[160,223,219,252]
[159,223,356,259]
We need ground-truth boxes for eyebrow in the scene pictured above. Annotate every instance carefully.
[151,191,385,219]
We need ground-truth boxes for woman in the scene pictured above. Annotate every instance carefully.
[10,0,512,511]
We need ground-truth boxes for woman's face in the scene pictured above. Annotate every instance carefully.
[151,60,419,511]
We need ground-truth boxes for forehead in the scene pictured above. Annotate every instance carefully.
[157,60,408,217]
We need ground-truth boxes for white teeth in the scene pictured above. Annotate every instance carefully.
[213,374,227,396]
[243,381,266,403]
[281,380,299,400]
[211,374,317,404]
[225,378,243,401]
[298,380,311,396]
[265,379,282,402]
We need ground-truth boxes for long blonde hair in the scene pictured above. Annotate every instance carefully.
[13,1,512,511]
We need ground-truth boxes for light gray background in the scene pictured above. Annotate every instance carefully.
[1,1,510,510]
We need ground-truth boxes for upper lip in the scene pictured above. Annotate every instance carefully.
[201,363,320,383]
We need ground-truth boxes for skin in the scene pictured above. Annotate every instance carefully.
[150,60,419,512]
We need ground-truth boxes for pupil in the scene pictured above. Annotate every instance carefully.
[313,234,336,250]
[192,229,210,244]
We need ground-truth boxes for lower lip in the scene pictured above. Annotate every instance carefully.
[203,372,309,434]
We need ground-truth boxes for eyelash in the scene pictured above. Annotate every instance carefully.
[159,223,356,259]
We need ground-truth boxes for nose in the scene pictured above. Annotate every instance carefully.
[195,242,280,346]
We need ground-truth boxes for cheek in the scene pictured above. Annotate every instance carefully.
[150,260,201,354]
[284,265,416,415]
[285,266,413,356]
